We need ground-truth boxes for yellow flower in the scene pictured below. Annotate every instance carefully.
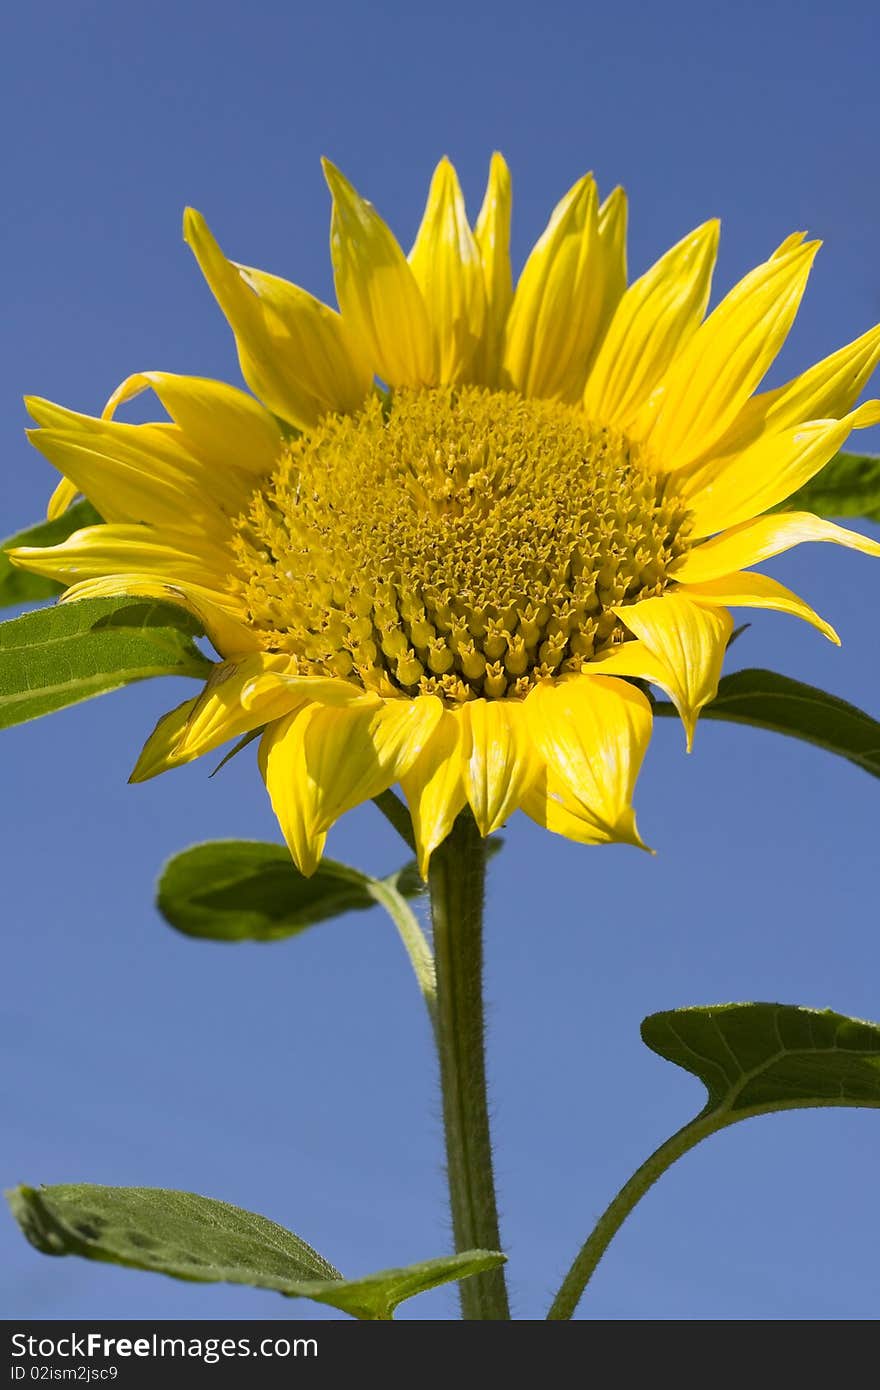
[13,155,880,875]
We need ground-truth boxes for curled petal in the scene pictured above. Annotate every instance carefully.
[102,371,283,477]
[524,675,651,847]
[583,219,718,429]
[46,477,80,521]
[697,321,880,459]
[637,240,819,469]
[679,401,880,537]
[400,707,467,876]
[608,594,734,749]
[502,173,603,402]
[57,574,261,658]
[25,398,247,537]
[184,208,371,427]
[241,670,374,715]
[594,186,628,343]
[409,157,485,384]
[305,695,443,833]
[130,652,297,782]
[9,523,233,592]
[259,707,327,877]
[472,152,513,386]
[462,698,539,834]
[680,571,839,645]
[323,160,434,387]
[672,510,880,584]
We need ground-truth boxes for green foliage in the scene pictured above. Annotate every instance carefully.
[782,452,880,522]
[642,1002,880,1114]
[0,501,102,607]
[6,1184,503,1319]
[8,1185,338,1290]
[268,1251,507,1320]
[547,1002,880,1319]
[655,667,880,780]
[0,597,211,730]
[156,840,424,943]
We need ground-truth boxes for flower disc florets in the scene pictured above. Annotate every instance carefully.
[232,387,691,700]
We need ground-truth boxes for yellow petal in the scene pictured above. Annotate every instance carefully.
[502,173,603,402]
[587,639,674,690]
[594,186,628,343]
[102,372,283,477]
[697,321,880,460]
[259,707,327,877]
[462,698,539,834]
[772,231,807,258]
[130,652,297,782]
[25,400,246,537]
[47,477,80,521]
[9,523,234,591]
[236,262,373,414]
[610,593,734,749]
[305,695,443,832]
[681,571,839,644]
[636,240,820,468]
[523,674,651,847]
[184,208,371,428]
[680,401,880,537]
[672,509,880,583]
[408,157,485,384]
[322,160,434,387]
[400,707,467,876]
[58,574,261,658]
[130,696,203,783]
[240,670,376,714]
[582,220,719,428]
[472,151,513,387]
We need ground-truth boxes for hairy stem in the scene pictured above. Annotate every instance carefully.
[429,811,509,1320]
[366,876,436,1030]
[546,1110,721,1319]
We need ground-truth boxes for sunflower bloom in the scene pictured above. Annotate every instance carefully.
[13,155,880,875]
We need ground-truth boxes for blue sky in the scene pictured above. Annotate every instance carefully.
[2,0,880,1321]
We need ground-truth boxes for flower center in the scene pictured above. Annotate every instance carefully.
[231,387,691,700]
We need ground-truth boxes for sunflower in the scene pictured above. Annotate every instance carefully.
[12,155,880,875]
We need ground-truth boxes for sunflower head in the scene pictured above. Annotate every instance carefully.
[232,386,691,701]
[12,153,880,875]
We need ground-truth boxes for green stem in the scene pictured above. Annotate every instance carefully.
[366,876,436,1031]
[546,1109,723,1319]
[429,811,510,1321]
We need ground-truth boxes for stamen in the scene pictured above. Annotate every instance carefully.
[230,387,691,700]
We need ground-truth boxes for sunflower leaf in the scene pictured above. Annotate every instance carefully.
[157,839,423,943]
[546,1003,880,1319]
[6,1183,504,1318]
[0,597,212,730]
[0,501,102,608]
[642,1003,880,1113]
[780,451,880,522]
[653,667,880,779]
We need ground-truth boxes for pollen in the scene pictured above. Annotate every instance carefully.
[230,387,692,700]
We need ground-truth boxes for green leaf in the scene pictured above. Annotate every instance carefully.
[654,667,880,780]
[276,1250,507,1320]
[642,1003,880,1115]
[6,1184,504,1319]
[0,596,212,731]
[546,1003,880,1319]
[157,839,423,943]
[781,451,880,522]
[0,501,102,608]
[8,1185,338,1292]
